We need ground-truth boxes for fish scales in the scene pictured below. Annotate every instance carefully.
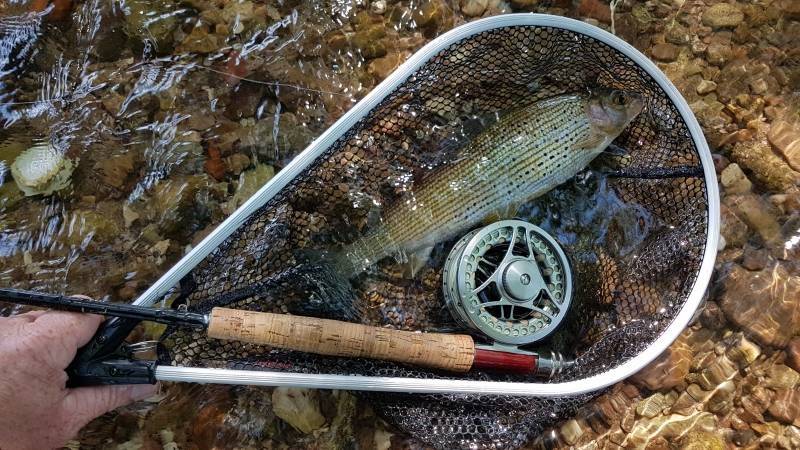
[339,91,643,274]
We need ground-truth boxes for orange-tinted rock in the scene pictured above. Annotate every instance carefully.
[204,147,226,181]
[224,51,249,85]
[577,0,611,24]
[720,264,800,348]
[767,388,800,425]
[768,120,800,172]
[787,338,800,373]
[631,333,692,391]
[30,0,72,21]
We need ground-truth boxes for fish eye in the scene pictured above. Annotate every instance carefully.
[611,91,627,106]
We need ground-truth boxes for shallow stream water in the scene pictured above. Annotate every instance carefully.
[1,0,799,449]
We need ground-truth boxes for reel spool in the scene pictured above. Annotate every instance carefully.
[443,220,572,347]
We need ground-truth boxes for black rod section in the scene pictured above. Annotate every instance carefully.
[0,288,208,329]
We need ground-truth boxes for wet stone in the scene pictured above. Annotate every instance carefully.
[741,246,768,271]
[720,264,800,348]
[720,203,749,248]
[725,194,781,245]
[767,388,800,425]
[696,79,717,95]
[768,120,800,172]
[706,42,732,66]
[720,162,752,194]
[559,419,584,445]
[631,334,692,391]
[650,43,680,62]
[702,3,745,28]
[272,387,326,434]
[461,0,488,17]
[787,338,800,374]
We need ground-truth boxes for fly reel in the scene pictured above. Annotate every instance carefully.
[443,220,572,347]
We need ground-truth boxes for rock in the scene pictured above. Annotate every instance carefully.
[351,26,387,59]
[650,43,679,62]
[631,333,692,391]
[368,52,409,80]
[720,163,752,194]
[767,388,800,425]
[692,354,738,390]
[726,334,761,369]
[768,120,800,172]
[764,364,800,390]
[720,203,749,248]
[177,24,221,53]
[702,3,745,28]
[461,0,488,16]
[705,380,736,414]
[226,164,275,213]
[94,152,138,191]
[749,77,768,95]
[787,338,800,373]
[700,301,727,330]
[725,194,781,244]
[577,0,611,24]
[123,0,179,52]
[413,0,448,28]
[122,203,140,228]
[677,431,726,450]
[271,387,326,433]
[224,153,250,176]
[636,393,671,418]
[371,0,387,15]
[11,143,75,197]
[696,79,717,95]
[625,412,716,447]
[559,419,584,445]
[741,246,768,271]
[706,43,732,66]
[730,138,799,193]
[720,264,800,348]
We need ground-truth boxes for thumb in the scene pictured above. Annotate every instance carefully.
[60,384,158,433]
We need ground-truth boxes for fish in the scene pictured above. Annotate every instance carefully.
[336,88,645,275]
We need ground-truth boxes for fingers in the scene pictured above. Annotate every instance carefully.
[33,310,105,349]
[60,384,159,435]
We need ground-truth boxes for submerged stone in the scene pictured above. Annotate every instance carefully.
[702,3,745,28]
[720,264,800,348]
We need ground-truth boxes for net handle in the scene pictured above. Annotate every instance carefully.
[207,308,476,372]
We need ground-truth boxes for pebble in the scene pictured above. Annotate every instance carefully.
[706,43,732,66]
[702,3,745,28]
[650,43,680,62]
[767,388,800,425]
[726,194,781,244]
[631,335,692,391]
[730,139,798,193]
[461,0,488,17]
[741,246,768,271]
[271,387,326,433]
[720,203,749,248]
[768,120,800,172]
[787,338,800,373]
[696,79,717,95]
[577,0,611,24]
[559,419,584,445]
[720,264,800,348]
[371,0,386,15]
[720,163,752,194]
[765,364,800,390]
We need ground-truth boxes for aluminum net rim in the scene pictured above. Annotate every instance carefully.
[136,14,720,397]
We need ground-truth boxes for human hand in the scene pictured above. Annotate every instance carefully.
[0,308,158,450]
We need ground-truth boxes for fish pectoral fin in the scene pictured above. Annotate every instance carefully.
[482,203,520,225]
[572,131,607,152]
[403,246,434,278]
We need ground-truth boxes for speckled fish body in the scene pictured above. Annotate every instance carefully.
[341,92,642,273]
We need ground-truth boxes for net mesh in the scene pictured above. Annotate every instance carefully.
[160,25,709,449]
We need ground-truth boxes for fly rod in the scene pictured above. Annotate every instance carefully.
[0,288,570,378]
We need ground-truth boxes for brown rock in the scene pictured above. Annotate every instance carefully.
[650,43,679,62]
[460,0,488,17]
[577,0,611,24]
[720,264,800,348]
[368,52,410,81]
[631,333,692,391]
[94,152,138,190]
[741,246,768,271]
[725,194,781,244]
[696,79,717,95]
[720,203,749,247]
[702,3,745,28]
[787,338,800,373]
[730,138,799,193]
[767,388,800,424]
[706,43,732,66]
[768,120,800,172]
[720,163,752,194]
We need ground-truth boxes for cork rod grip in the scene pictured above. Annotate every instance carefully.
[207,308,476,372]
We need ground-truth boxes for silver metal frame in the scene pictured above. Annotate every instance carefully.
[141,14,720,396]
